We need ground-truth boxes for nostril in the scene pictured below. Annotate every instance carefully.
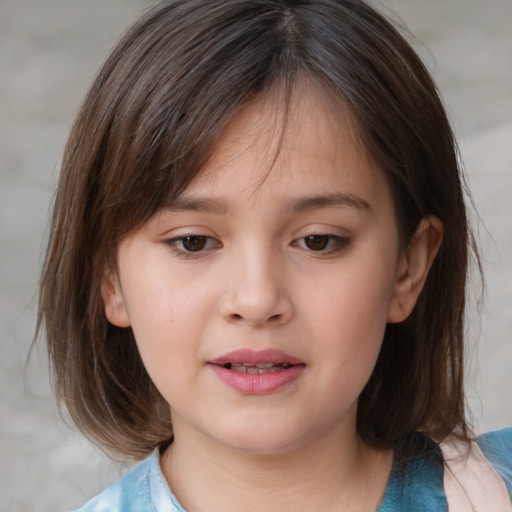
[229,312,281,323]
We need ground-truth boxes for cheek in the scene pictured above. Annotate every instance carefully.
[123,255,210,334]
[304,256,396,380]
[120,276,204,381]
[310,258,395,334]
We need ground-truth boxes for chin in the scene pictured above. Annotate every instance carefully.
[211,419,316,457]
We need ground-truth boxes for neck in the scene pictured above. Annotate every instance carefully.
[161,416,392,512]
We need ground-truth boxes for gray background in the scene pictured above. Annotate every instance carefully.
[1,1,511,510]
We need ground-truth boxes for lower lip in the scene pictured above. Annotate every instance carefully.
[209,364,305,394]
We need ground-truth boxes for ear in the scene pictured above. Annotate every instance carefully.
[387,216,444,323]
[101,267,131,328]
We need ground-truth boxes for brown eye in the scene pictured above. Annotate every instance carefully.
[182,235,208,252]
[166,234,221,257]
[304,235,330,251]
[296,234,351,254]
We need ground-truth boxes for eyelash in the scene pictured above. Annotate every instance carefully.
[164,233,351,258]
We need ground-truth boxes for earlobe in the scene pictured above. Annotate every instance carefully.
[387,216,444,323]
[101,267,131,328]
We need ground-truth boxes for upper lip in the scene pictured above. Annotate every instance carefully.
[209,349,304,366]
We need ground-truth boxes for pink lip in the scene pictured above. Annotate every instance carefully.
[208,349,305,395]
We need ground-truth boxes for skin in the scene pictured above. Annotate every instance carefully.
[103,84,443,511]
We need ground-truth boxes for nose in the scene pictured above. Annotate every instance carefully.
[219,245,294,327]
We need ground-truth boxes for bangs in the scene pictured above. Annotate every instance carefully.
[90,2,305,249]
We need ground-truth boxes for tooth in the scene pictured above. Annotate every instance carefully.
[225,362,293,373]
[229,364,246,373]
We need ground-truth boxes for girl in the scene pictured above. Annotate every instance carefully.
[37,0,512,510]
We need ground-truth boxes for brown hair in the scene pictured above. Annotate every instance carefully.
[37,0,477,460]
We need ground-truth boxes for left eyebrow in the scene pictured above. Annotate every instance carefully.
[288,193,372,213]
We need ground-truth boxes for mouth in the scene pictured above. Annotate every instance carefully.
[208,349,305,394]
[210,348,304,371]
[220,362,293,374]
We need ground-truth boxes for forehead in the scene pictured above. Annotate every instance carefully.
[173,82,391,214]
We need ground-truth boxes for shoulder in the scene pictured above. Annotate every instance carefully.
[379,436,448,512]
[442,427,512,511]
[71,451,185,512]
[379,429,512,512]
[477,427,512,497]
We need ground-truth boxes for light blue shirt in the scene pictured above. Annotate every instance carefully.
[74,428,512,512]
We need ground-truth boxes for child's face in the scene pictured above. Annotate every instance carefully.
[104,86,406,455]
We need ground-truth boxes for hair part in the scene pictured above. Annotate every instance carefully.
[37,0,478,460]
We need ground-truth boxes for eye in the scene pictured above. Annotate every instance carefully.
[295,234,351,253]
[303,235,330,251]
[165,234,221,255]
[180,235,209,252]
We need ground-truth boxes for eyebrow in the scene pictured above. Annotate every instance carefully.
[288,193,372,213]
[165,192,371,214]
